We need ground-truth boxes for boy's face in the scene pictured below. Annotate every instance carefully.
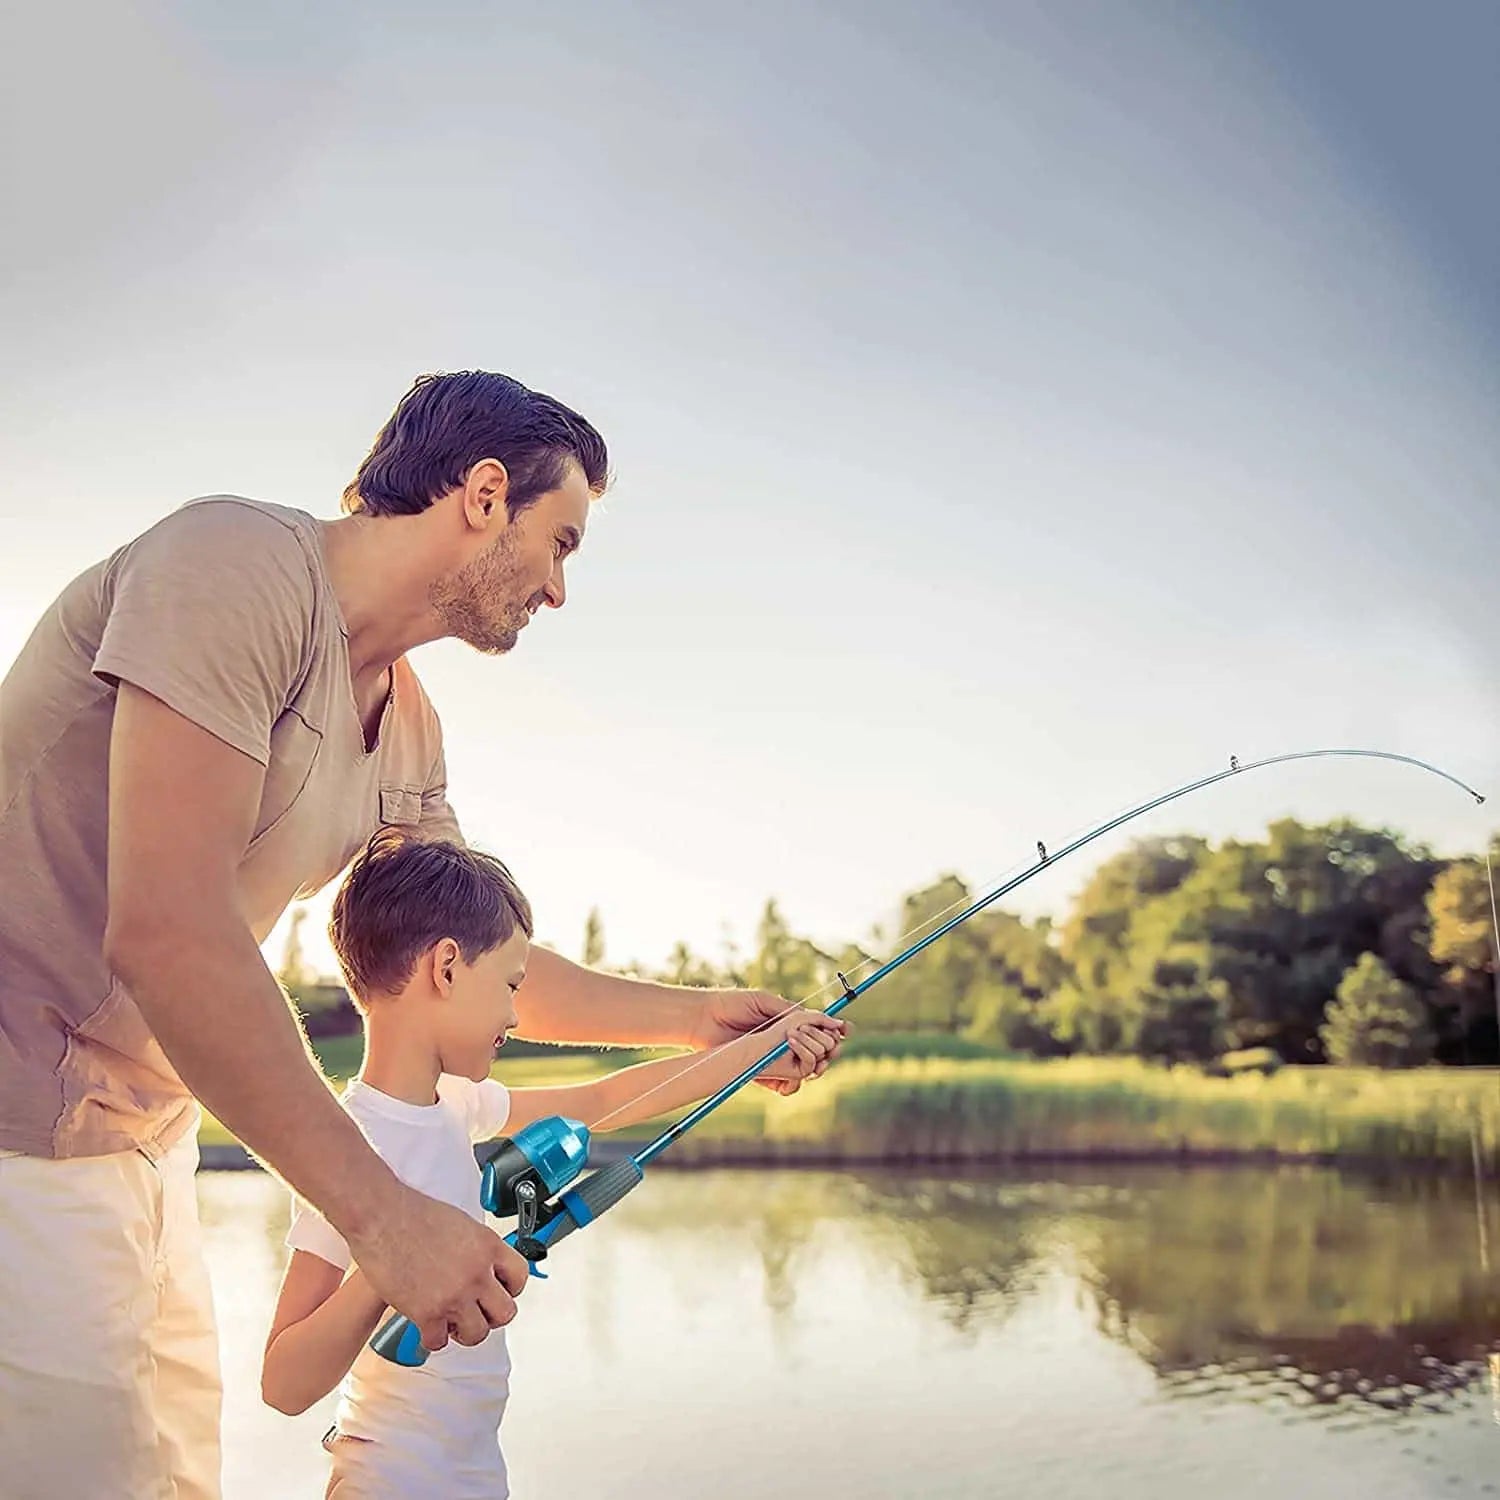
[438,930,529,1083]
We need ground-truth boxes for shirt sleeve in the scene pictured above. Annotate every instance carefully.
[285,1195,353,1271]
[438,1075,512,1142]
[93,500,316,766]
[419,744,464,845]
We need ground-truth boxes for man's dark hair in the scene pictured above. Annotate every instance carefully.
[343,371,609,518]
[330,830,534,1001]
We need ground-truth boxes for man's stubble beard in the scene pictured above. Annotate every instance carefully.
[429,530,532,656]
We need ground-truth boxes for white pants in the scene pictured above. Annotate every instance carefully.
[0,1129,222,1499]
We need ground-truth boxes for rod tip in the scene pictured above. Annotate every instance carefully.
[1477,794,1487,805]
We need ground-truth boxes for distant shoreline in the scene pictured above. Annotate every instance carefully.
[196,1139,1486,1175]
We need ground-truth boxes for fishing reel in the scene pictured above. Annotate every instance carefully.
[369,1115,593,1368]
[478,1115,592,1267]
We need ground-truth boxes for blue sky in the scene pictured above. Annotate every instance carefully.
[3,1,1495,977]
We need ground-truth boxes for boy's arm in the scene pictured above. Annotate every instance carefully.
[503,1012,844,1135]
[262,1251,389,1416]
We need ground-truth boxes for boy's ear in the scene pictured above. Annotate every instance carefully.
[429,938,462,996]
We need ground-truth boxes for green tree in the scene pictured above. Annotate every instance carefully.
[856,876,975,1033]
[745,899,830,1005]
[1320,952,1434,1068]
[1130,946,1229,1064]
[1059,837,1207,988]
[965,913,1069,1053]
[1039,982,1129,1054]
[855,878,1066,1039]
[1426,836,1500,1061]
[1428,839,1500,972]
[1054,837,1207,1050]
[582,906,606,968]
[717,925,748,989]
[1111,821,1440,1062]
[661,940,721,988]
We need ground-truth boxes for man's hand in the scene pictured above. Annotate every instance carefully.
[347,1184,529,1352]
[693,989,849,1095]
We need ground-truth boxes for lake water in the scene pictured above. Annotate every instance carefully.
[201,1163,1500,1498]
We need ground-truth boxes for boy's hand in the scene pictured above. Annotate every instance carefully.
[696,990,849,1094]
[346,1183,529,1352]
[760,1010,847,1086]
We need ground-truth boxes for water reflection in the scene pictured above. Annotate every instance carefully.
[1037,1165,1500,1411]
[203,1164,1500,1499]
[627,1163,1500,1408]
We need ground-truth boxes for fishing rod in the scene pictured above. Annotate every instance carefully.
[372,746,1487,1366]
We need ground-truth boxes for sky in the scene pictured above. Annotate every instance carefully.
[2,0,1496,981]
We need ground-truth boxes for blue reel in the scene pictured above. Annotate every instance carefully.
[370,1115,592,1368]
[479,1115,591,1217]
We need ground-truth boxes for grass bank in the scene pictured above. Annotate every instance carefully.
[693,1055,1500,1171]
[199,1035,1500,1171]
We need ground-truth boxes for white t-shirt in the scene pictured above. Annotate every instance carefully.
[286,1074,513,1499]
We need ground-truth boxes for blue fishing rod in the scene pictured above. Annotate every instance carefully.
[372,746,1486,1366]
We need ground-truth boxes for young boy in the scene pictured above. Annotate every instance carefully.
[261,830,843,1498]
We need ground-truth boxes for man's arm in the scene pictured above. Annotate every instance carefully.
[514,948,849,1089]
[513,947,722,1049]
[104,685,526,1351]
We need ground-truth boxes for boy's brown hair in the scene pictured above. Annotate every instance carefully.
[330,830,533,1003]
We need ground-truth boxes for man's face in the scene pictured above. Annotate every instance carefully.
[430,461,591,655]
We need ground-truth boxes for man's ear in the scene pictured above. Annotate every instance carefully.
[461,459,510,532]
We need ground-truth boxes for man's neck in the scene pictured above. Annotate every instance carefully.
[318,512,447,681]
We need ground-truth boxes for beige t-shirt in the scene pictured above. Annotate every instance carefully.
[0,497,461,1159]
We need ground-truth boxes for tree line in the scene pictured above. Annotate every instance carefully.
[282,819,1497,1069]
[602,820,1499,1068]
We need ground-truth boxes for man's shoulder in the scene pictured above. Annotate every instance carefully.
[114,495,321,590]
[159,495,318,551]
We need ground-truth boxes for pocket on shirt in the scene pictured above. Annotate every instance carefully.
[378,783,423,827]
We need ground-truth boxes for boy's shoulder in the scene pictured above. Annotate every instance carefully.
[327,1077,509,1153]
[337,1080,461,1145]
[437,1074,511,1143]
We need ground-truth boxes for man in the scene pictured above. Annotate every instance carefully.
[0,370,843,1499]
